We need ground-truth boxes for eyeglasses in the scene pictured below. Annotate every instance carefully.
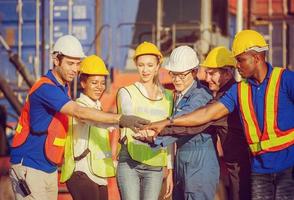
[169,70,192,80]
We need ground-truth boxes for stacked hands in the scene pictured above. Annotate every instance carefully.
[132,120,169,144]
[119,114,169,143]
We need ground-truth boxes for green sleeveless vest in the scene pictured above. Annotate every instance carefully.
[60,108,115,183]
[117,84,173,167]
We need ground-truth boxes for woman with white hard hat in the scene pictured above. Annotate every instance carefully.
[116,42,174,200]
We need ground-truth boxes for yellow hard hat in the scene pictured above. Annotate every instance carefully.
[134,41,163,63]
[232,30,268,57]
[80,55,109,75]
[201,46,236,68]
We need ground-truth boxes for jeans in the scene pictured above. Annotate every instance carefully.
[116,146,163,200]
[251,167,294,200]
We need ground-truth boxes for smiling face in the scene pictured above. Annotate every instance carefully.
[80,75,106,101]
[205,68,232,92]
[135,54,160,84]
[54,55,81,84]
[205,68,222,92]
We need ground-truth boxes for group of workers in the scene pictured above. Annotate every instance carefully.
[7,29,294,200]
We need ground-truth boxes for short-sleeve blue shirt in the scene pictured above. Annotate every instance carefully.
[219,63,294,174]
[10,70,71,173]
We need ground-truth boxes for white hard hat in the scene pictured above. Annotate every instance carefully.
[165,45,199,72]
[52,35,86,58]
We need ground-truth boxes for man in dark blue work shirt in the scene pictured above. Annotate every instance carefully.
[9,35,149,200]
[148,30,294,200]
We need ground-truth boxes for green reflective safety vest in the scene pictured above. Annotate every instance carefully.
[117,84,173,167]
[60,105,115,183]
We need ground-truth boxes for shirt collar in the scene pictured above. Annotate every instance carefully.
[247,63,273,86]
[79,93,102,110]
[45,70,68,88]
[178,80,195,97]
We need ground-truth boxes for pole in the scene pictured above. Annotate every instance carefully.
[41,0,46,75]
[35,0,41,79]
[247,0,251,29]
[235,0,243,82]
[282,0,288,68]
[49,0,54,69]
[0,35,35,88]
[17,0,24,101]
[0,75,22,115]
[268,0,273,64]
[200,0,211,58]
[156,0,163,50]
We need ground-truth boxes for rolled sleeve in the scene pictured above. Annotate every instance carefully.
[219,83,238,113]
[34,84,70,112]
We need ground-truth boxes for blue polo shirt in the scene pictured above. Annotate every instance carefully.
[219,64,294,174]
[10,70,71,173]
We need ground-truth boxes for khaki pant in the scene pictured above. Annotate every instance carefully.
[9,164,57,200]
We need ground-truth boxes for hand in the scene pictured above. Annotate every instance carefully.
[111,159,118,168]
[119,115,150,132]
[144,119,169,135]
[133,129,155,143]
[164,169,173,199]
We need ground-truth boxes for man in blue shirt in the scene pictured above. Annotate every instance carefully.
[9,35,149,200]
[148,30,294,200]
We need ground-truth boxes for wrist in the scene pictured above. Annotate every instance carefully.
[117,114,123,124]
[166,117,174,126]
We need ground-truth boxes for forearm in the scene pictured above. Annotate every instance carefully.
[160,116,227,136]
[172,102,229,127]
[160,122,213,136]
[61,101,121,124]
[76,107,121,124]
[172,109,211,126]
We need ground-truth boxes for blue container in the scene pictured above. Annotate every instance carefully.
[0,0,96,121]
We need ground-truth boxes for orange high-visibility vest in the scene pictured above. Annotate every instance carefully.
[12,77,69,165]
[238,67,294,155]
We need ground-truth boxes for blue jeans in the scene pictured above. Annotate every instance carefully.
[117,146,163,200]
[251,167,294,200]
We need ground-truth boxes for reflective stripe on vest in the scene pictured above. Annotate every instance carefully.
[53,137,66,146]
[238,67,294,155]
[60,115,115,182]
[12,77,68,165]
[118,84,173,167]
